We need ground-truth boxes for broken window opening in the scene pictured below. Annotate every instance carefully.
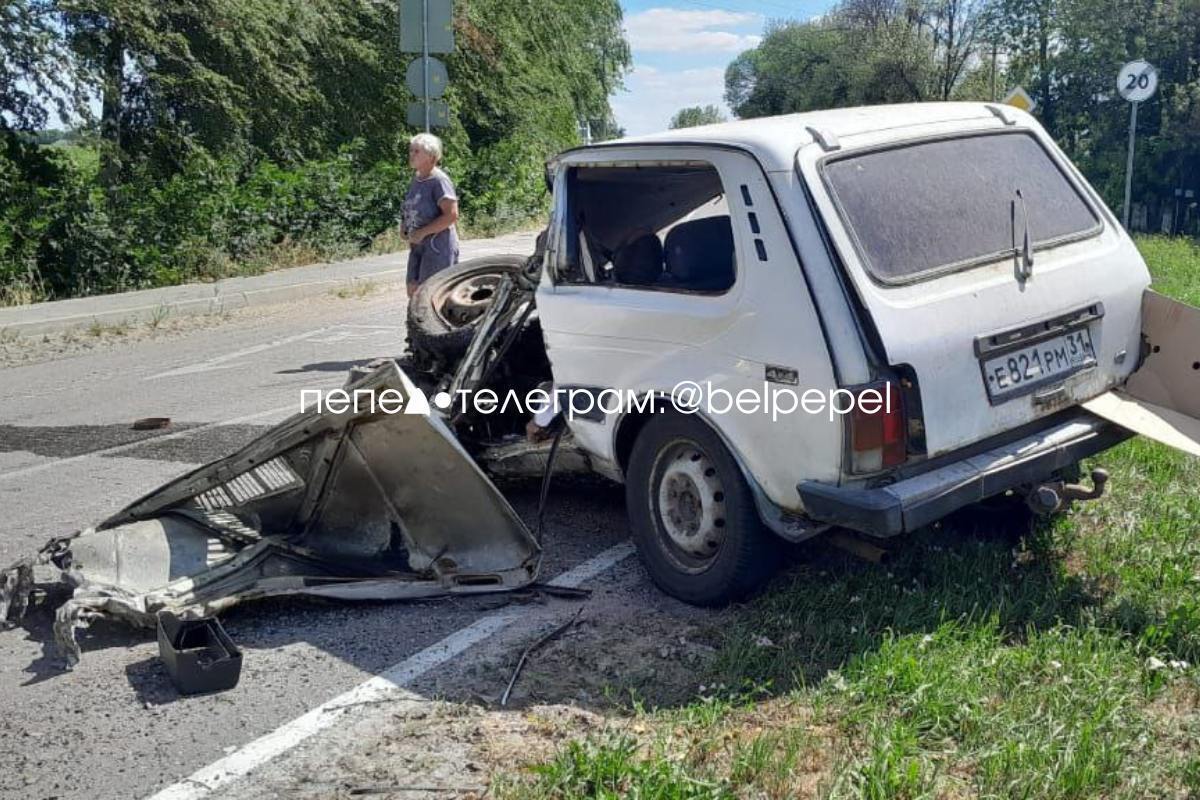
[560,163,738,294]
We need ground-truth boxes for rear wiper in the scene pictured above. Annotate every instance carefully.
[1014,189,1034,280]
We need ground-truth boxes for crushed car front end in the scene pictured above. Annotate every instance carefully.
[0,362,542,666]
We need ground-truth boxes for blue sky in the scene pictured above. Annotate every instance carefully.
[613,0,836,135]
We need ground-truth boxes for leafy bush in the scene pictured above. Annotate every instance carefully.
[0,136,542,304]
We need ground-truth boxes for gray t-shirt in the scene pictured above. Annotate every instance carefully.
[402,167,459,258]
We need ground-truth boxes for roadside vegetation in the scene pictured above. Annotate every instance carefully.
[500,236,1200,798]
[0,0,629,306]
[5,0,1197,307]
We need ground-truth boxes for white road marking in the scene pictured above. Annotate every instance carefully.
[0,404,294,483]
[146,326,346,380]
[147,324,400,378]
[143,542,636,800]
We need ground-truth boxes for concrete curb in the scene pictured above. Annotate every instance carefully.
[0,231,537,339]
[1,270,410,339]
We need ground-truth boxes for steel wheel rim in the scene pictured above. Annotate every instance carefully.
[432,273,503,329]
[651,439,728,572]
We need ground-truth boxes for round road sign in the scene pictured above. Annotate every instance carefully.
[406,56,449,100]
[1117,60,1158,103]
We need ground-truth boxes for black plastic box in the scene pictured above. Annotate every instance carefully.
[156,613,243,695]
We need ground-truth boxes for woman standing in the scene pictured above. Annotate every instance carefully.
[402,133,460,298]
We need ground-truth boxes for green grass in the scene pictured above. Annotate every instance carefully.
[1137,236,1200,305]
[46,141,101,177]
[503,236,1200,799]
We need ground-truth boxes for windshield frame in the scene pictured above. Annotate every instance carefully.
[815,129,1105,287]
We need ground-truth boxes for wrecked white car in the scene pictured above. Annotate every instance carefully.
[406,101,1200,603]
[5,102,1199,662]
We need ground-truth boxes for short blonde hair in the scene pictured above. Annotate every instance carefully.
[409,132,444,162]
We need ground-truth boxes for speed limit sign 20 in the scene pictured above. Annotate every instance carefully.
[1118,60,1158,103]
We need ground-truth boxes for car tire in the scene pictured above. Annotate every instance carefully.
[406,255,528,361]
[625,414,778,606]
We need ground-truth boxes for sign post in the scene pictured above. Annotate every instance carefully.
[400,0,454,131]
[1117,60,1158,230]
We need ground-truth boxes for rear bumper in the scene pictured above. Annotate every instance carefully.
[797,411,1131,537]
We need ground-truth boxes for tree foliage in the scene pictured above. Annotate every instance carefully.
[995,0,1200,215]
[669,105,727,129]
[726,0,993,119]
[726,0,1200,223]
[0,0,630,302]
[1,0,79,132]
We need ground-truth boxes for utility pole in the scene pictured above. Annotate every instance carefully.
[421,0,430,131]
[990,42,998,102]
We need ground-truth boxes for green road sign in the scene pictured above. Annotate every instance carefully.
[407,100,450,129]
[406,56,448,99]
[401,0,454,54]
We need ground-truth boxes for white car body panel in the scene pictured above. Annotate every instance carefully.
[798,108,1150,457]
[535,102,1193,521]
[537,146,842,510]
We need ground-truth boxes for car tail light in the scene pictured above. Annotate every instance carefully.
[849,381,906,473]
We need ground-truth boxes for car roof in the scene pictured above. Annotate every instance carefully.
[565,102,1021,172]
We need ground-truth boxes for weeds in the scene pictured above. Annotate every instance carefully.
[148,305,171,330]
[0,280,38,307]
[503,238,1200,798]
[334,280,380,300]
[85,318,131,338]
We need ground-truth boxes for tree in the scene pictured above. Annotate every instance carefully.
[669,105,727,129]
[994,0,1200,217]
[725,0,997,118]
[725,20,855,118]
[0,0,79,133]
[1,0,633,303]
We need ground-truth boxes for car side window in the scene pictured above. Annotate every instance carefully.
[557,162,737,294]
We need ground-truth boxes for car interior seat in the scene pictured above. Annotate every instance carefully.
[661,216,736,292]
[611,231,665,286]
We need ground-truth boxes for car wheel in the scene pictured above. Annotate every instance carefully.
[406,255,528,361]
[625,415,778,606]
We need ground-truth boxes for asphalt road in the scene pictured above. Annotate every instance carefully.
[0,234,636,800]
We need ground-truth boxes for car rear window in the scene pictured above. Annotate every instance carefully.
[821,132,1101,283]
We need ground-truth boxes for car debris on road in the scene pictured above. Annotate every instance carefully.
[1,362,542,667]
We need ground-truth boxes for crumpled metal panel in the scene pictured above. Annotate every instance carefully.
[0,361,540,666]
[1084,290,1200,458]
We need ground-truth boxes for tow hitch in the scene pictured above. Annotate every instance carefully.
[1025,468,1110,516]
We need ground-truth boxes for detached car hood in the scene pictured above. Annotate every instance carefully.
[0,362,541,665]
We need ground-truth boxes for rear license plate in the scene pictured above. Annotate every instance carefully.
[982,328,1096,402]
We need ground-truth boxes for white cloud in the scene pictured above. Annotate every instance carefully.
[611,64,731,137]
[625,8,763,53]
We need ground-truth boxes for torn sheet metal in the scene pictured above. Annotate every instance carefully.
[1,361,540,665]
[1084,290,1200,458]
[477,436,593,480]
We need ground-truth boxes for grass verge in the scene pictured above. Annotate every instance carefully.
[500,235,1200,798]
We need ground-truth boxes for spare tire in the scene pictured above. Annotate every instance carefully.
[406,255,529,361]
